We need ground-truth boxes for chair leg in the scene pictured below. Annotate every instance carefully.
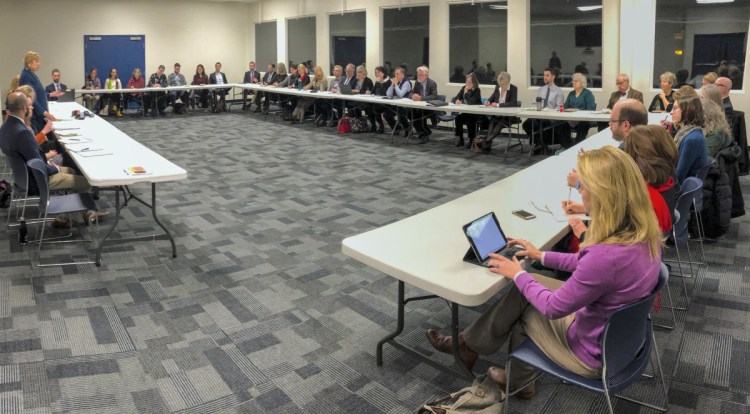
[504,359,512,413]
[654,282,677,330]
[612,330,669,412]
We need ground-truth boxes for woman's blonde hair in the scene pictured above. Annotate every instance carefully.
[703,72,718,84]
[356,65,368,77]
[577,146,662,258]
[276,62,286,75]
[24,51,40,68]
[9,75,20,91]
[15,85,35,101]
[313,66,325,81]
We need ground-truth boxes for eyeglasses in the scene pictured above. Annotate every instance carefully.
[615,81,627,85]
[609,119,625,124]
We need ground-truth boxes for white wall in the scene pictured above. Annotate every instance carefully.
[0,0,251,91]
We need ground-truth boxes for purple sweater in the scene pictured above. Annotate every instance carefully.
[514,243,659,369]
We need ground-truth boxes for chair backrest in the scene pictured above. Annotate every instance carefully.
[601,263,666,379]
[436,94,446,102]
[25,158,50,212]
[673,177,703,244]
[5,154,29,194]
[696,158,713,183]
[516,100,522,107]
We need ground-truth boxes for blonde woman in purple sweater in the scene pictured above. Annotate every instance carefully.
[426,146,662,399]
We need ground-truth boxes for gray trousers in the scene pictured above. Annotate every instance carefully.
[463,273,599,389]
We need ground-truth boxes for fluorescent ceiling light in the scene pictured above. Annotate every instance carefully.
[696,0,733,3]
[577,5,603,11]
[489,4,508,9]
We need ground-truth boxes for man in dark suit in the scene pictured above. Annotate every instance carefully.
[44,69,67,101]
[0,92,110,220]
[253,63,277,113]
[409,66,439,143]
[242,61,260,110]
[209,62,230,113]
[598,73,643,131]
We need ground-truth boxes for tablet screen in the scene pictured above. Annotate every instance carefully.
[465,213,508,261]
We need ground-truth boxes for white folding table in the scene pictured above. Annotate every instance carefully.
[48,102,188,265]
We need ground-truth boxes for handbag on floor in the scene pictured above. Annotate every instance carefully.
[471,138,486,154]
[417,374,504,414]
[337,116,353,134]
[351,116,370,133]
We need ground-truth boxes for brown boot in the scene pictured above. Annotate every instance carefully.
[487,366,536,400]
[425,328,478,370]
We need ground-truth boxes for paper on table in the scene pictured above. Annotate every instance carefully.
[59,137,93,144]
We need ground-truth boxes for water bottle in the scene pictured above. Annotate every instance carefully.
[18,218,28,245]
[535,97,543,111]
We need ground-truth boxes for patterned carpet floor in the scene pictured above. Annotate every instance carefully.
[1,109,749,413]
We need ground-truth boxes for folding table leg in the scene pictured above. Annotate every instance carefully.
[377,281,405,366]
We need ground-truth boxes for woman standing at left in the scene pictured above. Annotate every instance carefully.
[19,51,56,132]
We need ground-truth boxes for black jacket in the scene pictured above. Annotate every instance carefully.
[453,87,482,105]
[487,84,519,107]
[701,143,745,238]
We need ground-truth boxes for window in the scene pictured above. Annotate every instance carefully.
[288,17,317,70]
[383,6,429,79]
[529,0,602,88]
[329,11,366,75]
[255,21,278,70]
[449,1,508,85]
[653,0,749,89]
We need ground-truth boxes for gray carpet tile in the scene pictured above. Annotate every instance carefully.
[1,109,749,413]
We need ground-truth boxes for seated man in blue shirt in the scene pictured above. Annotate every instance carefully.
[384,67,412,133]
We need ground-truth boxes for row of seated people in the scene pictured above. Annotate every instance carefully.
[79,62,233,117]
[23,52,739,158]
[27,63,232,118]
[425,93,745,397]
[240,61,440,143]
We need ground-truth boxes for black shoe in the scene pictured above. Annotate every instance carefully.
[375,127,384,134]
[254,107,261,113]
[418,133,428,144]
[465,140,472,149]
[456,138,464,147]
[327,120,338,127]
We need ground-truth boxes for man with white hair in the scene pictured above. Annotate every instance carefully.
[409,66,438,143]
[598,73,643,131]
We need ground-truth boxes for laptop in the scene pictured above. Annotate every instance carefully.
[339,84,354,95]
[462,212,524,267]
[58,89,75,102]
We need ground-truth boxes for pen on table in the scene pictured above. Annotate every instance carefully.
[567,187,572,209]
[664,115,669,121]
[80,147,89,151]
[122,169,130,175]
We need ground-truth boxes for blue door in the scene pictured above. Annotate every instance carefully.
[83,35,145,88]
